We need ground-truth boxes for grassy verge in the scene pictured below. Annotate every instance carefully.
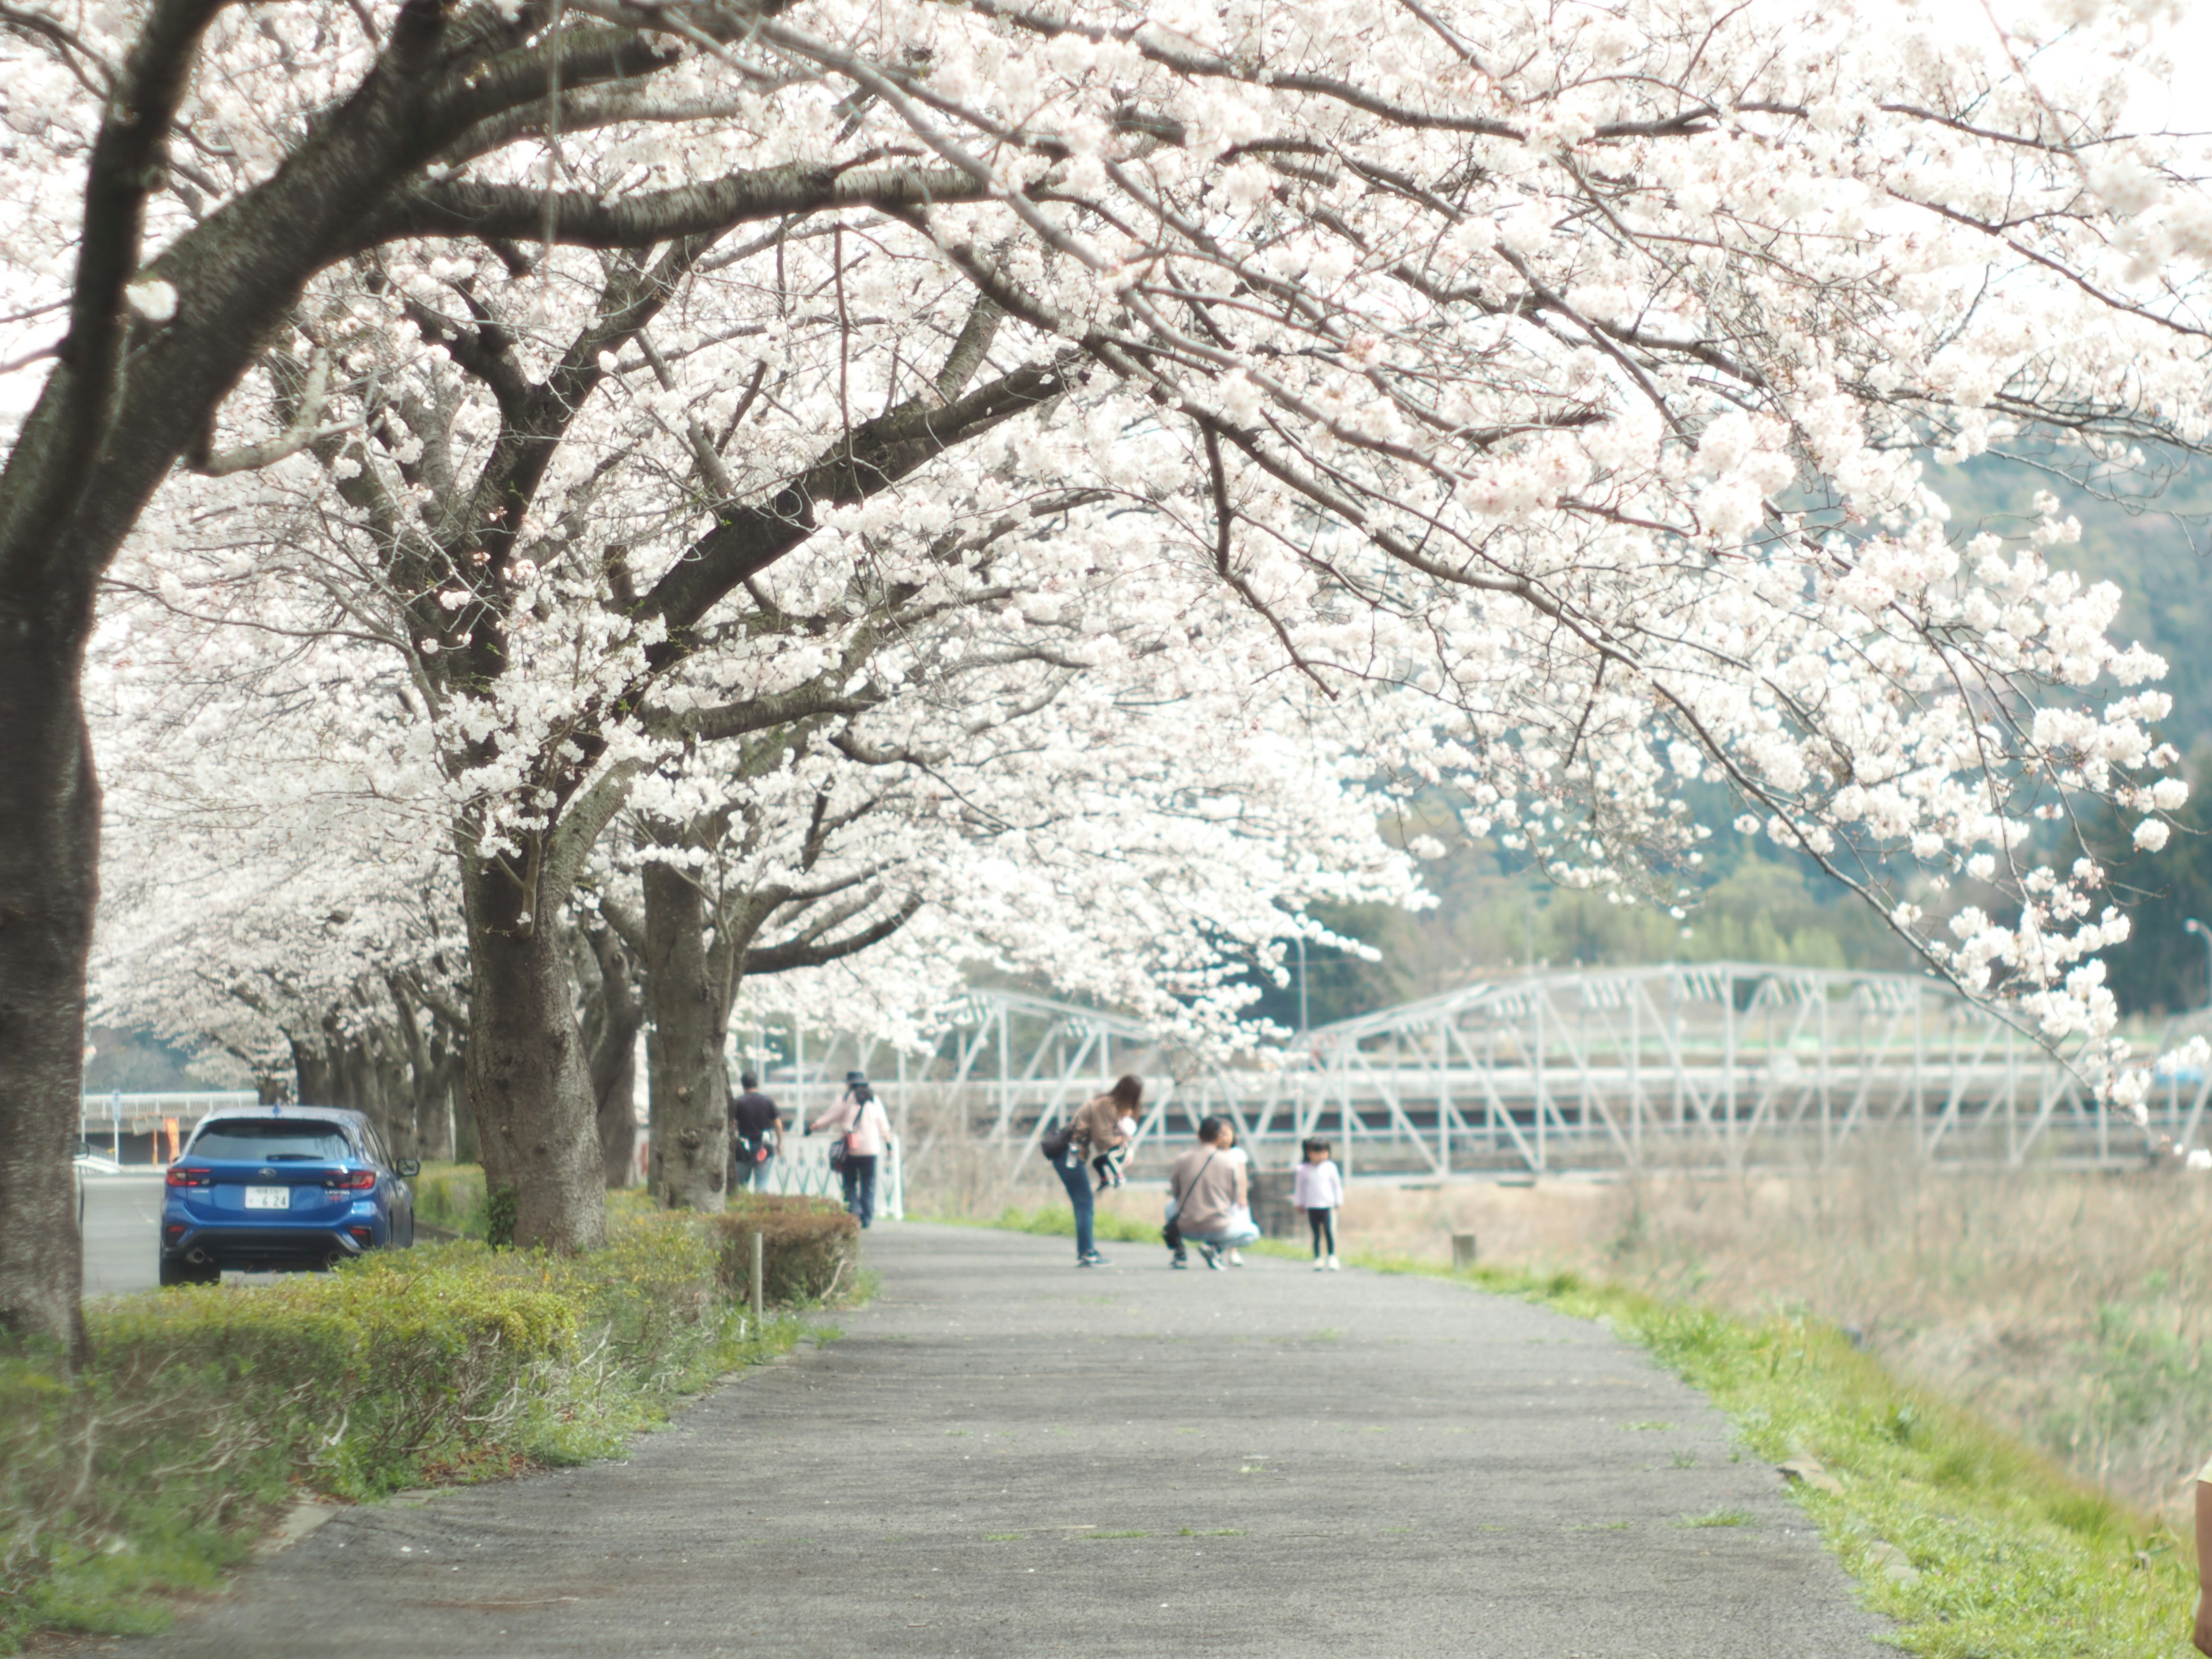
[411,1160,489,1236]
[965,1206,2194,1658]
[2,1193,859,1653]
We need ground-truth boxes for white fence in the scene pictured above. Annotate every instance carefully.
[748,1135,903,1220]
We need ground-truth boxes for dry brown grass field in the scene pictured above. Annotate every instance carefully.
[908,1120,2212,1527]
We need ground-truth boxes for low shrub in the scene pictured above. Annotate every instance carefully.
[711,1195,861,1305]
[2,1205,819,1652]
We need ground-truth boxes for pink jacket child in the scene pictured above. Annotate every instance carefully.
[1292,1139,1344,1269]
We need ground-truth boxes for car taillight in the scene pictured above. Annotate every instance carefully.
[349,1227,373,1243]
[326,1169,376,1191]
[166,1166,213,1188]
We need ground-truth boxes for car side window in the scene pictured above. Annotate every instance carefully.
[365,1128,387,1168]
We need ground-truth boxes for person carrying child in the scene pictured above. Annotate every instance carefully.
[1293,1136,1344,1271]
[1056,1075,1141,1268]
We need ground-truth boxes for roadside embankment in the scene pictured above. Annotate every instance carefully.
[1,1190,857,1653]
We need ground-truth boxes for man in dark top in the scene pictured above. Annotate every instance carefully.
[728,1072,784,1191]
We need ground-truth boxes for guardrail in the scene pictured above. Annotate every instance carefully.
[78,1092,259,1162]
[748,1136,903,1220]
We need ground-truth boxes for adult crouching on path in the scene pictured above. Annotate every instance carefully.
[815,1071,893,1228]
[1054,1075,1140,1269]
[1168,1116,1259,1270]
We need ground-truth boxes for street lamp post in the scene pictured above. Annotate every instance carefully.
[2187,918,2212,1012]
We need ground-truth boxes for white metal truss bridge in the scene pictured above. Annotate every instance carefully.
[793,965,2202,1180]
[84,964,2205,1186]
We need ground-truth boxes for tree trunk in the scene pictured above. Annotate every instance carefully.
[0,642,96,1361]
[643,862,729,1211]
[577,923,645,1188]
[387,977,459,1162]
[412,1047,459,1163]
[461,853,605,1251]
[374,1038,416,1161]
[594,1032,639,1188]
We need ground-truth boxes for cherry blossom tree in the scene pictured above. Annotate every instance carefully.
[605,569,1416,1208]
[9,0,2212,1354]
[90,450,1419,1212]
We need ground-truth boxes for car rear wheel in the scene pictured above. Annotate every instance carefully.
[158,1252,219,1287]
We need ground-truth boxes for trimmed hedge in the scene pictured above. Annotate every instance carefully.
[1,1202,818,1652]
[711,1195,861,1305]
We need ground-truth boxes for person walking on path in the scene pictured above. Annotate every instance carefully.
[1054,1075,1139,1268]
[1167,1116,1258,1270]
[728,1072,783,1192]
[815,1071,893,1227]
[1294,1136,1344,1271]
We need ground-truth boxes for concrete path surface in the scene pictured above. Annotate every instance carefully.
[130,1224,1887,1659]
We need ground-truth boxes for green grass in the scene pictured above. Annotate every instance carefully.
[960,1211,2197,1658]
[410,1160,489,1237]
[1681,1509,1755,1528]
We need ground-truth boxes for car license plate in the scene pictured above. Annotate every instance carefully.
[244,1186,290,1210]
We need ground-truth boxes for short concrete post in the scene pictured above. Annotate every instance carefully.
[750,1229,766,1317]
[1450,1232,1478,1271]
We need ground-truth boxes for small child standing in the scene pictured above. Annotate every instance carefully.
[1293,1137,1344,1271]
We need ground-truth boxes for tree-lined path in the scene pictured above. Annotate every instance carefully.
[134,1226,1884,1658]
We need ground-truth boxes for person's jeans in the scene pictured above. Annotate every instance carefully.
[1308,1206,1337,1256]
[1052,1153,1095,1257]
[840,1154,878,1227]
[732,1151,775,1191]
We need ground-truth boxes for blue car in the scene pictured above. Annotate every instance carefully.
[160,1107,418,1285]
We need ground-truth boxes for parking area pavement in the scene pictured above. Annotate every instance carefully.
[123,1222,1887,1659]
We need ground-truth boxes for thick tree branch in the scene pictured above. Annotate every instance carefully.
[637,683,882,743]
[641,351,1081,640]
[745,895,925,975]
[0,0,228,574]
[343,161,987,254]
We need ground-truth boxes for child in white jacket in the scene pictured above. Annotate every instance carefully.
[1293,1137,1344,1270]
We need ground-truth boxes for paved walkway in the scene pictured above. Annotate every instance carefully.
[134,1224,1887,1658]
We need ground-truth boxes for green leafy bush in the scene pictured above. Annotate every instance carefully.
[1,1205,815,1653]
[711,1195,860,1305]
